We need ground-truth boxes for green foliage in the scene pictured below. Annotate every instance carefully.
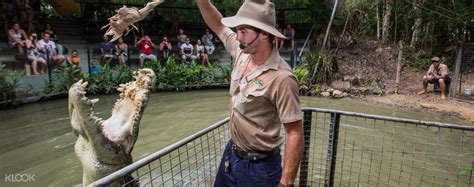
[305,48,335,84]
[0,64,23,105]
[81,64,133,94]
[145,57,232,91]
[407,58,430,70]
[293,66,309,93]
[43,64,82,93]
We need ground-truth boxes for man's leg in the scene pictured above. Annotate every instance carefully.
[439,78,447,99]
[214,140,235,187]
[417,75,430,95]
[139,58,144,68]
[234,151,282,187]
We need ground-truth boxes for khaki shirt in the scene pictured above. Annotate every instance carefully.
[221,29,302,152]
[427,63,449,78]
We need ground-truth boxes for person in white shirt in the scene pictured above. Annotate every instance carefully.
[180,38,196,61]
[38,32,65,67]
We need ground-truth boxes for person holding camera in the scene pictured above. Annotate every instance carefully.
[25,32,47,75]
[159,36,172,62]
[417,56,451,99]
[137,35,157,68]
[115,38,128,67]
[195,39,209,66]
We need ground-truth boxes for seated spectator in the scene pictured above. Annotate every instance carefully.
[417,56,451,99]
[170,11,180,33]
[99,35,114,65]
[159,36,172,61]
[42,23,66,55]
[19,5,34,34]
[177,28,187,50]
[137,35,157,68]
[115,38,128,67]
[201,28,215,55]
[38,32,66,68]
[2,4,17,37]
[195,39,209,66]
[70,49,81,69]
[8,22,27,54]
[42,23,57,42]
[283,23,295,50]
[180,38,196,62]
[275,24,284,50]
[90,60,101,75]
[25,32,47,75]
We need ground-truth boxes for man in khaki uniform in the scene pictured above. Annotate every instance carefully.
[417,56,451,99]
[196,0,304,186]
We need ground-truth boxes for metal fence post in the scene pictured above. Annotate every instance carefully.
[46,48,52,87]
[325,112,340,187]
[87,49,91,74]
[299,110,312,186]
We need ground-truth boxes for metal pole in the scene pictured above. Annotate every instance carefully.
[325,112,340,187]
[87,49,91,74]
[299,110,312,186]
[321,0,339,52]
[46,48,52,87]
[291,48,296,68]
[127,49,131,68]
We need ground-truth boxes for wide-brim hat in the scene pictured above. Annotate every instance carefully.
[221,0,285,39]
[431,56,440,62]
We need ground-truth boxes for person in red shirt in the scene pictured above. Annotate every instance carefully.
[136,35,157,68]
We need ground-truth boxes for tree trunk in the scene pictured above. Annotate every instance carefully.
[396,41,404,94]
[382,0,392,43]
[410,1,422,47]
[377,2,381,40]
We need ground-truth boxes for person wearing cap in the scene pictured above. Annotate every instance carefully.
[159,36,173,61]
[197,0,303,186]
[417,56,451,99]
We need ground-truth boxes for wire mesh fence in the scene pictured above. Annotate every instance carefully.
[89,108,474,187]
[452,43,474,100]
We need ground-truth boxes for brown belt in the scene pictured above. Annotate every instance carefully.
[231,144,279,161]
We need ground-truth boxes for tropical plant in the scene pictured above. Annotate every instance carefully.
[304,48,335,84]
[145,57,232,91]
[82,64,133,94]
[293,66,309,94]
[43,64,82,93]
[0,64,23,105]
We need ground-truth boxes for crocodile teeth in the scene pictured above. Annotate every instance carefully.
[81,82,88,89]
[90,99,99,105]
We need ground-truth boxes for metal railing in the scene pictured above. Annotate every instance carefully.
[89,108,474,187]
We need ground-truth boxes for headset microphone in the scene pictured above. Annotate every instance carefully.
[239,32,261,49]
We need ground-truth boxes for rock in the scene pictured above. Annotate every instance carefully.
[375,47,383,53]
[343,75,354,81]
[332,90,344,98]
[331,80,351,91]
[420,103,436,109]
[327,88,334,93]
[321,92,331,97]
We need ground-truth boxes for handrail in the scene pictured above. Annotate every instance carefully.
[297,25,315,64]
[88,107,473,186]
[88,117,230,187]
[301,107,474,130]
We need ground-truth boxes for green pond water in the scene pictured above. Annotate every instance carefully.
[0,89,470,186]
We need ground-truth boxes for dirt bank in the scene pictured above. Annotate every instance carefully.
[335,38,473,124]
[364,94,474,123]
